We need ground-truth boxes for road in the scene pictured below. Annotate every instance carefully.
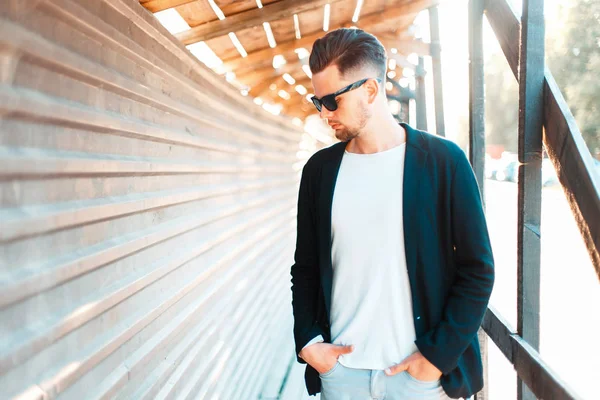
[485,179,600,400]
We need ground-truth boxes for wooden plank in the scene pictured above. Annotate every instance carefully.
[0,0,301,397]
[328,0,361,33]
[482,307,583,400]
[238,68,282,88]
[356,0,441,30]
[236,58,307,85]
[236,45,402,92]
[251,78,279,98]
[222,1,440,73]
[222,29,327,73]
[485,0,600,282]
[140,0,195,13]
[174,0,220,26]
[282,91,312,108]
[176,0,344,45]
[255,76,303,101]
[428,6,445,137]
[219,0,281,18]
[292,4,326,40]
[242,71,311,101]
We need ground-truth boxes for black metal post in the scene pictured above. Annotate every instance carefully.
[517,0,544,399]
[415,56,427,130]
[429,6,445,137]
[469,0,488,398]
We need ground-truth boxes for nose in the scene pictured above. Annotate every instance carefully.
[320,106,334,120]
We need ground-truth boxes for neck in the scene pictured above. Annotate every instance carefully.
[346,110,406,154]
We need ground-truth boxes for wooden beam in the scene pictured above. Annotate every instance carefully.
[260,77,311,102]
[176,0,344,45]
[140,0,195,13]
[222,29,328,73]
[283,103,316,120]
[283,91,312,108]
[292,77,312,89]
[281,107,307,119]
[250,79,277,98]
[235,44,412,88]
[239,68,283,89]
[222,0,440,74]
[356,0,441,29]
[256,76,287,98]
[237,60,306,86]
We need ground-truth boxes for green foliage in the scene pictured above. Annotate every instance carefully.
[484,0,599,156]
[484,51,519,152]
[547,0,600,155]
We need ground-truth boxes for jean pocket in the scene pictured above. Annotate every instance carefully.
[319,361,340,378]
[403,371,440,387]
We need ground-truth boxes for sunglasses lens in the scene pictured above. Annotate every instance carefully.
[311,97,322,112]
[322,96,338,111]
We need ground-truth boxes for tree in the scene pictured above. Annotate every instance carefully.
[484,51,519,153]
[547,0,600,156]
[479,0,599,158]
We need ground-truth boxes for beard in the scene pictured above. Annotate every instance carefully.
[333,103,371,142]
[334,126,358,142]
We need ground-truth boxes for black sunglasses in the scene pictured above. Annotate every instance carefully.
[311,78,382,112]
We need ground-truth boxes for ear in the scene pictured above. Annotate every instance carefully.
[365,78,381,104]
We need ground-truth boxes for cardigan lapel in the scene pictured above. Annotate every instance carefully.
[400,123,428,301]
[318,143,345,321]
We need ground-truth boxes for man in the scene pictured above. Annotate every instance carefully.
[290,28,494,400]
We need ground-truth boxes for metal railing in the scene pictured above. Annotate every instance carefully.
[469,0,600,399]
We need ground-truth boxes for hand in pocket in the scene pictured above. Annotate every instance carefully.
[299,343,354,374]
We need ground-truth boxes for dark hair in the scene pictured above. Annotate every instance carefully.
[309,28,387,86]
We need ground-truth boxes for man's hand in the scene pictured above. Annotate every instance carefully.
[299,343,354,375]
[384,351,442,382]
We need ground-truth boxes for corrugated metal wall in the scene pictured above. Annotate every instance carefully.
[0,1,306,398]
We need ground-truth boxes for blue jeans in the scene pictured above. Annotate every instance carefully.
[319,361,452,400]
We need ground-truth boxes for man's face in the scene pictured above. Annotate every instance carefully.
[311,65,372,142]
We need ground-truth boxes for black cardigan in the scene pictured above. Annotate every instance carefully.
[290,123,495,398]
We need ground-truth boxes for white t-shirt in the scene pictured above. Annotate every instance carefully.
[329,142,419,370]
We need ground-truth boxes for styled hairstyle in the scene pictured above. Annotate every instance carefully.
[309,28,387,86]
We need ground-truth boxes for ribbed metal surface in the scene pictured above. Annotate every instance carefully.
[0,0,304,398]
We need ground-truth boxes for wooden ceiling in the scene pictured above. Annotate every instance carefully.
[141,0,439,122]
